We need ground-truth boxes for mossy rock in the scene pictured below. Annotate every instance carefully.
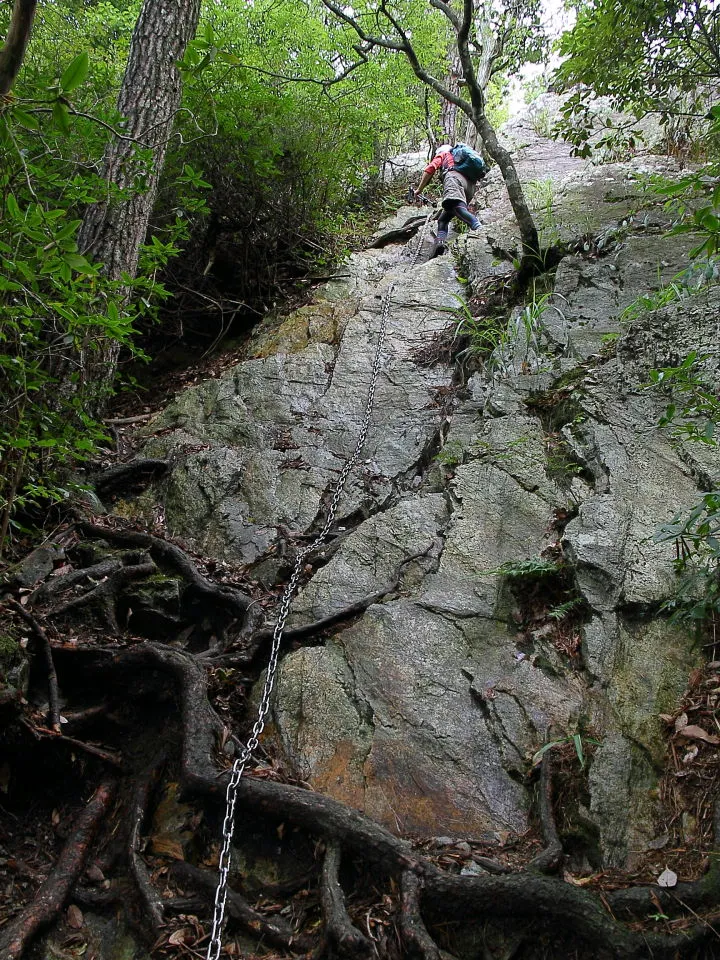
[250,301,351,358]
[0,631,29,698]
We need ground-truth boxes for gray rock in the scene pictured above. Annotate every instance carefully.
[120,131,715,868]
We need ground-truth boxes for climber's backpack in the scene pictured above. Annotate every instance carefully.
[451,143,487,180]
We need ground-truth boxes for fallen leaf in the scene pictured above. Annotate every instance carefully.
[647,833,670,850]
[676,724,720,745]
[674,713,689,732]
[168,927,191,946]
[51,809,61,826]
[86,864,105,884]
[67,904,84,929]
[658,866,678,888]
[149,836,185,860]
[683,746,699,763]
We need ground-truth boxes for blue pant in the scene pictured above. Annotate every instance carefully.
[437,201,480,241]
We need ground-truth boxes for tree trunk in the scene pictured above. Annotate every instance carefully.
[76,0,202,408]
[474,107,539,259]
[0,0,37,96]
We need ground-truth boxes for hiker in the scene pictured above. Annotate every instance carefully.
[413,143,486,256]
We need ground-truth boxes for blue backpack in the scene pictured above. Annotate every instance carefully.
[451,143,487,180]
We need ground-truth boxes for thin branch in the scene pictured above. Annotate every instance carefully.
[321,0,404,49]
[428,0,461,32]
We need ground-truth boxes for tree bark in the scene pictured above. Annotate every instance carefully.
[0,0,37,97]
[76,0,202,408]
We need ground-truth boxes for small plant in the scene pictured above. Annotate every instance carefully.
[530,107,554,139]
[648,352,720,634]
[488,557,562,579]
[484,286,566,387]
[547,597,585,621]
[434,440,465,468]
[532,733,601,770]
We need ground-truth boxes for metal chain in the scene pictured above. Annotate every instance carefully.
[206,204,434,960]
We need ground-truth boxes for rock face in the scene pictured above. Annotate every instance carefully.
[133,127,717,868]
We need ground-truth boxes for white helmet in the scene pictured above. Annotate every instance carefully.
[436,143,452,154]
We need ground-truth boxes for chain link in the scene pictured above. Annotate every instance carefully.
[206,206,434,960]
[206,285,402,960]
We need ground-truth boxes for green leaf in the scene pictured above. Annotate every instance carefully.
[60,52,90,93]
[12,108,40,130]
[6,194,21,221]
[52,100,71,134]
[63,252,93,272]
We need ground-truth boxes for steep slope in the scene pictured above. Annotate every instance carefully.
[133,135,714,871]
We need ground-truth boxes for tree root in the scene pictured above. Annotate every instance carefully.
[9,599,61,731]
[129,759,167,937]
[400,871,443,960]
[0,780,116,960]
[171,861,313,953]
[8,585,720,959]
[52,559,156,631]
[320,840,374,958]
[30,557,124,605]
[20,718,124,768]
[76,521,251,616]
[526,753,563,875]
[121,636,717,959]
[215,547,434,667]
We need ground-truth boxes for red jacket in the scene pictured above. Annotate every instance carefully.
[424,153,454,176]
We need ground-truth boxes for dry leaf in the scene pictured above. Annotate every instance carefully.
[674,712,689,732]
[647,833,670,850]
[168,927,191,946]
[657,866,678,888]
[51,809,61,826]
[67,904,84,929]
[683,746,699,763]
[676,724,720,745]
[149,836,185,860]
[86,864,105,883]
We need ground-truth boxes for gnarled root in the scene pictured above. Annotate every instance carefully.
[0,780,116,960]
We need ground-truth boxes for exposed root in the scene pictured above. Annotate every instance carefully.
[92,458,170,498]
[219,547,433,666]
[320,839,374,958]
[9,599,61,731]
[20,718,124,767]
[76,521,251,616]
[30,557,124,605]
[400,871,442,960]
[0,780,116,960]
[527,753,563,875]
[172,861,312,953]
[52,559,156,631]
[129,758,167,937]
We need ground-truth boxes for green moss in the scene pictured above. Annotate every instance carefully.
[0,633,20,666]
